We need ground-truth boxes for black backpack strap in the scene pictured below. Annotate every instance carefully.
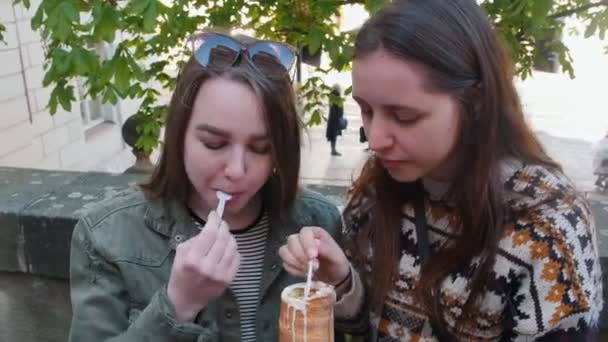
[413,192,452,342]
[414,194,431,267]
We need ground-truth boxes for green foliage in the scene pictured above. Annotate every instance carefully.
[483,0,608,79]
[0,23,5,44]
[299,76,335,126]
[3,0,608,152]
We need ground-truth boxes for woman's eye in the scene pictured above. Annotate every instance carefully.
[203,142,226,150]
[250,144,270,154]
[394,114,420,125]
[356,103,372,117]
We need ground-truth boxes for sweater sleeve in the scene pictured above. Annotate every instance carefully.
[499,190,603,341]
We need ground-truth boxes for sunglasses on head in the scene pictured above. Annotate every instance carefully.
[186,32,298,77]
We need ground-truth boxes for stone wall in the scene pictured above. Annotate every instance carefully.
[0,0,129,171]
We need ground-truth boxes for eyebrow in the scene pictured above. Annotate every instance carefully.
[352,96,428,116]
[383,104,429,116]
[352,96,367,106]
[195,124,269,141]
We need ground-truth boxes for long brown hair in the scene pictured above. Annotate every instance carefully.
[345,0,559,335]
[140,41,301,218]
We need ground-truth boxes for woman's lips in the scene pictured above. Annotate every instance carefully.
[220,192,243,204]
[380,158,404,169]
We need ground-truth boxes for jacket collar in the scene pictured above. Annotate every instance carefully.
[142,194,311,251]
[143,195,199,249]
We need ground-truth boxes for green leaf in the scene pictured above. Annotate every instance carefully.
[344,86,352,96]
[114,57,131,96]
[0,23,5,44]
[92,4,118,42]
[43,72,55,88]
[48,88,59,114]
[99,60,115,84]
[507,0,527,17]
[14,0,30,8]
[143,0,158,32]
[61,2,79,22]
[584,19,598,39]
[70,48,89,75]
[46,2,80,41]
[102,86,119,105]
[126,54,147,82]
[303,101,317,113]
[58,85,74,111]
[127,0,151,15]
[43,48,71,86]
[127,83,144,98]
[308,109,322,126]
[145,88,160,97]
[54,49,71,74]
[55,21,71,41]
[557,48,575,79]
[48,4,70,41]
[149,60,168,73]
[31,5,44,30]
[306,28,324,55]
[531,0,552,20]
[327,42,340,64]
[48,82,75,113]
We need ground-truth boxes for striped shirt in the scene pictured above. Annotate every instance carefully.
[189,208,269,342]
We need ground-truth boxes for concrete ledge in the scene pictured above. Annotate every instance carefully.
[0,167,143,278]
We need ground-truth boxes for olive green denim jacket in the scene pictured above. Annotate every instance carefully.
[68,188,354,342]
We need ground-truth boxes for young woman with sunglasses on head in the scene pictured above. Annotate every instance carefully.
[280,1,603,340]
[68,33,345,342]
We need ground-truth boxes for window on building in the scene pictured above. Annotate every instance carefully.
[77,42,122,129]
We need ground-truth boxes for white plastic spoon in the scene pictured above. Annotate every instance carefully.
[303,259,314,301]
[216,191,232,219]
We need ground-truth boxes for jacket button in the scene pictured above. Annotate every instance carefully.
[263,320,271,331]
[271,263,277,270]
[225,310,233,319]
[174,235,184,242]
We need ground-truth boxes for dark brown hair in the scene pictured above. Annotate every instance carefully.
[140,41,301,218]
[345,0,558,335]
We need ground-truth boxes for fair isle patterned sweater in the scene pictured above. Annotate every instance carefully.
[342,161,603,341]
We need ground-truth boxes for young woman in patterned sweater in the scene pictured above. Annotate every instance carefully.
[278,0,603,340]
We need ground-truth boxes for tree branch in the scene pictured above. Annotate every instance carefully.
[550,0,608,19]
[342,0,365,5]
